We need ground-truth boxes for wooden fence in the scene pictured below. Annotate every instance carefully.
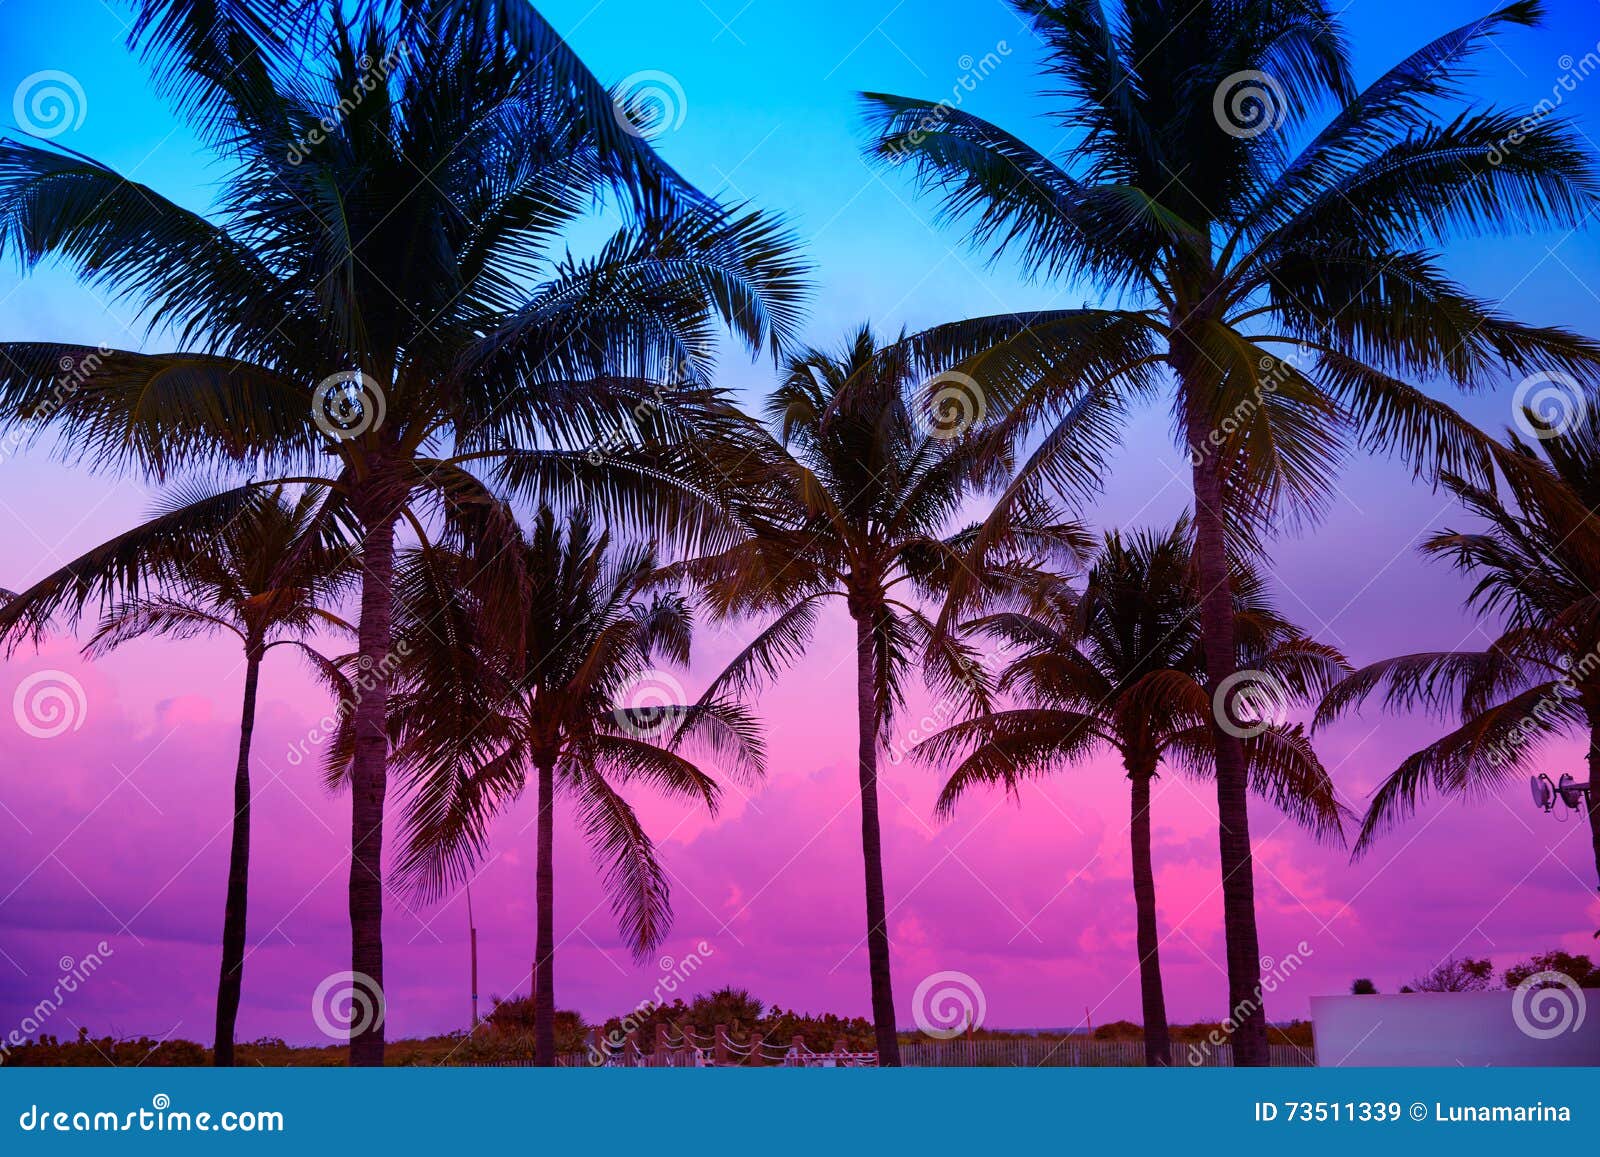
[899,1038,1315,1067]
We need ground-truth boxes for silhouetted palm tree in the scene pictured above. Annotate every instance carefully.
[1319,408,1600,893]
[381,507,761,1066]
[0,486,352,1064]
[0,0,804,1062]
[863,0,1600,1060]
[919,519,1346,1065]
[674,325,1083,1064]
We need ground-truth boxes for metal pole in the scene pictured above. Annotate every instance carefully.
[466,880,479,1029]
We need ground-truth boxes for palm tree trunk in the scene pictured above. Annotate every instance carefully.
[212,640,263,1066]
[348,479,399,1067]
[851,603,900,1066]
[1186,389,1270,1068]
[534,754,557,1068]
[1126,756,1171,1067]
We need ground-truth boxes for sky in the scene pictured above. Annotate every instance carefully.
[2,0,1600,1050]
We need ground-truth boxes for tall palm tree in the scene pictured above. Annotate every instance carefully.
[0,486,352,1064]
[379,506,761,1067]
[0,0,804,1063]
[917,519,1346,1065]
[1318,408,1600,893]
[862,0,1600,1060]
[673,325,1083,1065]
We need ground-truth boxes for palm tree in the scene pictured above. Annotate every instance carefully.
[1318,407,1600,893]
[862,0,1600,1060]
[380,506,762,1067]
[0,0,804,1063]
[917,519,1346,1065]
[673,325,1081,1065]
[0,486,352,1064]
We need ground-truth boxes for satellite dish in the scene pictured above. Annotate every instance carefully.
[1531,774,1556,812]
[1558,774,1590,810]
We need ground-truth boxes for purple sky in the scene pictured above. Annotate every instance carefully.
[2,0,1600,1048]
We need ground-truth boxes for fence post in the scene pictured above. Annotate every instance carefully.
[654,1023,669,1061]
[626,1030,641,1066]
[590,1026,605,1064]
[791,1035,806,1066]
[714,1024,729,1066]
[747,1032,764,1068]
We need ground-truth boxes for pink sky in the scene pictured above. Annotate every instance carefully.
[2,444,1597,1046]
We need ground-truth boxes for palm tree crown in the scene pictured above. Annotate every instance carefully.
[382,506,761,1064]
[1318,407,1600,890]
[921,519,1346,1064]
[675,324,1082,1064]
